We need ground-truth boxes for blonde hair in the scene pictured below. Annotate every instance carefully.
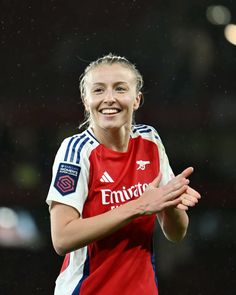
[79,53,144,129]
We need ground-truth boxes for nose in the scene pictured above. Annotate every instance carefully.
[104,89,116,104]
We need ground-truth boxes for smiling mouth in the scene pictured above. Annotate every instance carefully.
[100,108,121,115]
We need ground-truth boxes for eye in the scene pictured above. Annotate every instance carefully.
[93,87,104,94]
[115,86,127,93]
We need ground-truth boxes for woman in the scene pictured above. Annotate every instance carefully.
[46,53,201,295]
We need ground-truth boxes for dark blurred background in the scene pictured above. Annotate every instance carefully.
[0,0,236,294]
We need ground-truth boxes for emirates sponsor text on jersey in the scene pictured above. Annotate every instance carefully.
[101,182,149,210]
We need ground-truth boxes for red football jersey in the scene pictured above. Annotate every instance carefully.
[46,124,174,295]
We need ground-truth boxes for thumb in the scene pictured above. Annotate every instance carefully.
[150,172,162,188]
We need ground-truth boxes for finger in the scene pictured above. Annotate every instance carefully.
[181,194,198,207]
[163,177,189,196]
[164,184,188,201]
[186,186,201,199]
[162,197,183,209]
[164,172,191,193]
[180,167,194,178]
[150,172,162,188]
[176,203,189,210]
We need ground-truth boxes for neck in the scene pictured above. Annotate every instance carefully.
[92,126,131,152]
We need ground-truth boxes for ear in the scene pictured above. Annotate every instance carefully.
[133,92,142,110]
[83,97,89,112]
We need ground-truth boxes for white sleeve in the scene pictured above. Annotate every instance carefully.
[149,127,174,186]
[157,139,175,186]
[46,137,89,214]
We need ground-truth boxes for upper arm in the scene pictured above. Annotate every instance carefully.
[50,201,80,231]
[50,202,80,252]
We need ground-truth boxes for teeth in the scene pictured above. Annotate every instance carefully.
[101,109,119,114]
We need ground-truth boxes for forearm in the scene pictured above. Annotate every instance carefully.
[51,200,142,255]
[157,208,189,242]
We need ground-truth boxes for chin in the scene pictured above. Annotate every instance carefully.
[98,119,118,127]
[101,124,120,130]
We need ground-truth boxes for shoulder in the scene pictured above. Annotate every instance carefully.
[131,124,162,143]
[56,129,100,165]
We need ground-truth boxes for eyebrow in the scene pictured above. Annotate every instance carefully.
[91,81,129,86]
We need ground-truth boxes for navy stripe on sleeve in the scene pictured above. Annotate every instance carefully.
[64,135,79,161]
[76,137,90,164]
[86,129,100,143]
[132,124,152,134]
[139,128,152,133]
[69,134,87,162]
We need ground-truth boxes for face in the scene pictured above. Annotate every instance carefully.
[83,63,141,133]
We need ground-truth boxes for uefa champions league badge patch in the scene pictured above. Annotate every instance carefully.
[54,163,80,196]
